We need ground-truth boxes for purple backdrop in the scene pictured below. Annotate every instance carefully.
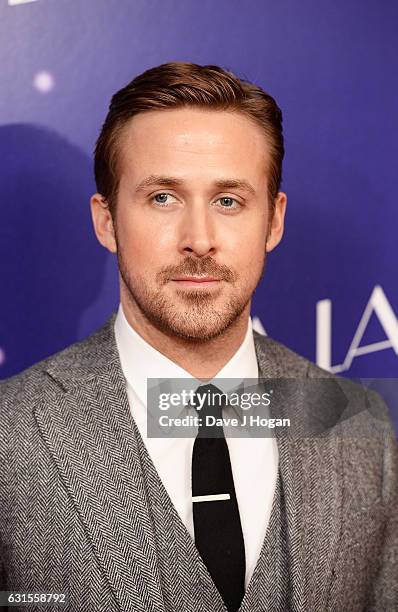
[1,0,397,428]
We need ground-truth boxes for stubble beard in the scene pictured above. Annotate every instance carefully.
[116,243,267,344]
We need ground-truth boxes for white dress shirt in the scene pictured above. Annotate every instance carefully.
[114,303,279,588]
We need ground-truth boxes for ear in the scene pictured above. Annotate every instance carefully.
[266,192,287,252]
[90,193,117,253]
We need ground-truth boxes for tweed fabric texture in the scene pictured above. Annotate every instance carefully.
[0,311,397,611]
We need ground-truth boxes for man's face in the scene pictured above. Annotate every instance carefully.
[99,108,285,342]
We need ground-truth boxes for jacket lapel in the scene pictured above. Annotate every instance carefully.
[253,332,344,610]
[33,314,165,612]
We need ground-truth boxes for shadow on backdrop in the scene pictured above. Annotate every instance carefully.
[0,124,108,379]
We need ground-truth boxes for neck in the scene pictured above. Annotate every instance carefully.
[120,297,250,380]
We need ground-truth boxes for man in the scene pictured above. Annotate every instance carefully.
[0,62,397,612]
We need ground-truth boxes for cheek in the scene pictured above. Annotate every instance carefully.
[228,222,267,269]
[117,211,174,266]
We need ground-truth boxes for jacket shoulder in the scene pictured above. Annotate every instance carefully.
[0,312,116,412]
[0,360,50,411]
[253,330,332,378]
[253,331,395,436]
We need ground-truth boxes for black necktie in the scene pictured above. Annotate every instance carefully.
[191,383,245,612]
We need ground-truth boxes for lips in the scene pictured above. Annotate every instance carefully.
[172,276,219,282]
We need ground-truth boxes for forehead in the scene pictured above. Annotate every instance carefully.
[117,108,269,187]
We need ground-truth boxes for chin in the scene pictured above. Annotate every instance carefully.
[161,310,243,342]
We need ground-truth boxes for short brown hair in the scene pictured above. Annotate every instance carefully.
[94,61,284,217]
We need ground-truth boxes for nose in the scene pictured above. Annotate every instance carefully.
[178,202,216,257]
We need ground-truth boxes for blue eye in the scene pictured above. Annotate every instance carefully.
[153,193,170,205]
[217,197,239,209]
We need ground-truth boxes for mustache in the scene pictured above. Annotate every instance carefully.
[157,256,237,284]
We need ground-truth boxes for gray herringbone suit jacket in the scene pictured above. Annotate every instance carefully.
[0,313,397,611]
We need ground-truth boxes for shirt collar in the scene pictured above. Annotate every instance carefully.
[114,301,259,414]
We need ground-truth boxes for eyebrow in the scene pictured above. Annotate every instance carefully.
[134,174,256,196]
